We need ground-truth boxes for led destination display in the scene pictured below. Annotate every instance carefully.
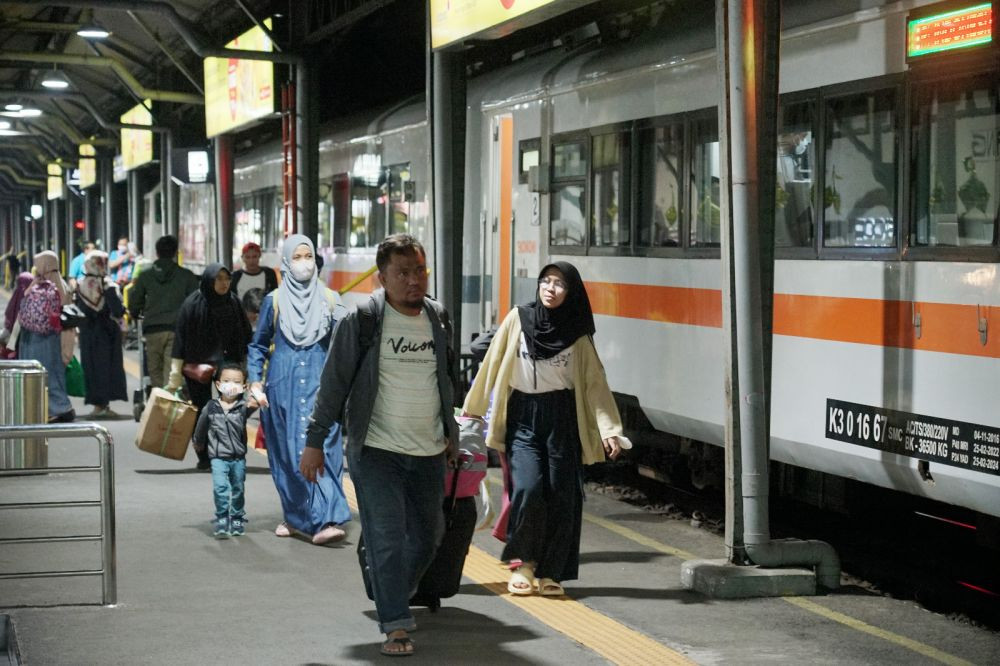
[826,399,1000,477]
[907,2,993,59]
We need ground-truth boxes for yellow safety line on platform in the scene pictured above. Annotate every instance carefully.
[782,597,974,666]
[341,477,693,666]
[123,356,140,379]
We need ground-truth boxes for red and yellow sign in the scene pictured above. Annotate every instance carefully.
[78,143,96,189]
[431,0,567,49]
[47,162,63,200]
[121,101,153,170]
[203,20,274,138]
[907,2,993,59]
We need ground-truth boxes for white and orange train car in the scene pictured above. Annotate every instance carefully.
[224,1,1000,527]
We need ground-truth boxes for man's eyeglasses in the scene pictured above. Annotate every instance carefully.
[538,277,567,291]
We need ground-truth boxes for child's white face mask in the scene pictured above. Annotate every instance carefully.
[217,381,244,399]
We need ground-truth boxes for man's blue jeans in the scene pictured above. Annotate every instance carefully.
[210,457,246,521]
[349,445,445,634]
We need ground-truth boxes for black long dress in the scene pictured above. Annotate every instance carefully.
[76,287,128,407]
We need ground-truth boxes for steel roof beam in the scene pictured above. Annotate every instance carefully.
[36,1,303,65]
[0,52,203,105]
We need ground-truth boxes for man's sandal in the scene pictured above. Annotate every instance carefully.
[507,564,536,596]
[538,578,565,596]
[380,636,414,657]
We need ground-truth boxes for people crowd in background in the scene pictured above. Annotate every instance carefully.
[230,242,278,302]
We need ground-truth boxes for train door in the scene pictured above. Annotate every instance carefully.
[486,114,514,327]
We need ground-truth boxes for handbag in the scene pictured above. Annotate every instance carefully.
[182,362,217,384]
[66,356,86,397]
[60,303,87,329]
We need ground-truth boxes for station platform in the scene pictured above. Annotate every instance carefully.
[1,341,998,664]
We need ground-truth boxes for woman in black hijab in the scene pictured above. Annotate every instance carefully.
[463,261,627,597]
[167,263,252,470]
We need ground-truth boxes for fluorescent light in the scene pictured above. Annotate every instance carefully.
[0,121,9,130]
[4,103,22,111]
[41,76,69,89]
[77,26,111,39]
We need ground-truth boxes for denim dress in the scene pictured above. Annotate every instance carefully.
[247,294,351,534]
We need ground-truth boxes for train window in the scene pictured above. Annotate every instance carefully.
[519,139,540,185]
[387,164,411,236]
[553,141,587,179]
[822,89,898,248]
[590,133,628,247]
[331,173,349,248]
[637,124,683,247]
[689,117,721,247]
[775,102,816,248]
[551,185,586,246]
[911,79,998,248]
[551,138,587,247]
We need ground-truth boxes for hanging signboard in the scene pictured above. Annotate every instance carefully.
[120,101,153,170]
[203,19,274,138]
[78,143,97,189]
[46,162,63,200]
[906,1,994,61]
[430,0,597,50]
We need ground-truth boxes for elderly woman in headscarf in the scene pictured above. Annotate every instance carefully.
[74,251,127,418]
[247,235,350,545]
[15,251,75,422]
[167,263,252,470]
[463,261,628,597]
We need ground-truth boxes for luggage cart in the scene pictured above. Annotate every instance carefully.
[132,316,151,422]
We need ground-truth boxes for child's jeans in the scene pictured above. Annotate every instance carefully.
[210,458,246,521]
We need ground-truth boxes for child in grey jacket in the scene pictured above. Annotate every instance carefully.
[193,362,258,538]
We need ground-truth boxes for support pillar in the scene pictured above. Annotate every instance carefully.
[295,63,318,241]
[214,134,234,267]
[128,170,142,252]
[430,45,467,345]
[101,156,114,250]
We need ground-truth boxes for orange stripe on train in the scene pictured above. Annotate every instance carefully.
[584,281,999,359]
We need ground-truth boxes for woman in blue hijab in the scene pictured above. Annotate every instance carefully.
[247,235,351,545]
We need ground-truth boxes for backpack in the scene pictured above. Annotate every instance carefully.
[18,283,61,334]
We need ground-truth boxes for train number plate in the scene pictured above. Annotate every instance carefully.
[825,399,1000,476]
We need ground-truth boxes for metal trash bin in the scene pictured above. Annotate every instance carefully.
[0,359,48,469]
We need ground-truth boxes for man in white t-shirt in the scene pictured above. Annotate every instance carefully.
[301,234,456,658]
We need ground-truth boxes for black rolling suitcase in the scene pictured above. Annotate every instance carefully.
[357,474,478,611]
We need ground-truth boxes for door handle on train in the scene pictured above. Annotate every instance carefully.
[977,305,987,347]
[911,302,922,340]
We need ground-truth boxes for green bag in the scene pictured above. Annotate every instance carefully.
[66,356,86,397]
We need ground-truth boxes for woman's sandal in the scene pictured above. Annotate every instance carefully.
[507,564,536,596]
[274,522,291,537]
[380,635,414,657]
[538,578,565,596]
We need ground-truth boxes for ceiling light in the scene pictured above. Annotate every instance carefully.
[1,108,43,119]
[5,103,22,111]
[41,70,70,89]
[0,121,9,130]
[77,25,111,39]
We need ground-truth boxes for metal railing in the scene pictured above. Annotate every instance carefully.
[0,423,117,606]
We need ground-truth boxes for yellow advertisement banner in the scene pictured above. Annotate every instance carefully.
[79,143,97,189]
[203,20,274,138]
[430,0,562,49]
[121,101,153,170]
[47,162,63,200]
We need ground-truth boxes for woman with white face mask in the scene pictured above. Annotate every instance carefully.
[246,234,351,545]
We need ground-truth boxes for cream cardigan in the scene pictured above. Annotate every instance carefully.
[463,309,623,465]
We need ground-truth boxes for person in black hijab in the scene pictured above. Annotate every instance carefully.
[463,261,627,597]
[167,263,252,470]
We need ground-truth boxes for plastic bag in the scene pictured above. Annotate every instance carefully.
[66,356,86,397]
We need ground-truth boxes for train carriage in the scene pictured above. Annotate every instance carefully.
[208,0,999,527]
